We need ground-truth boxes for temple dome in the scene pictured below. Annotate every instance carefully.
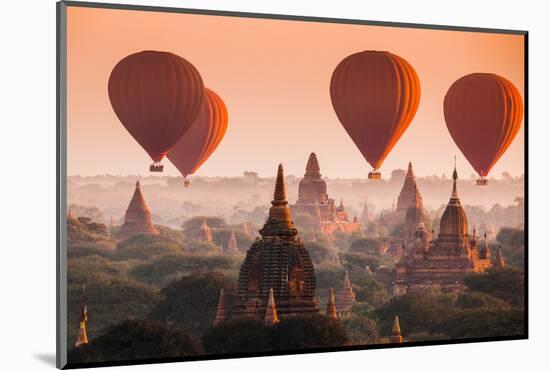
[439,167,468,237]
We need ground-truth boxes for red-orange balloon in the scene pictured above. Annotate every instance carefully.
[330,51,421,171]
[108,50,204,163]
[167,88,228,179]
[444,73,523,177]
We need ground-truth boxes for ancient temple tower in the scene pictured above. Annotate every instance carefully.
[264,288,280,326]
[197,217,213,242]
[361,202,372,224]
[326,288,339,320]
[396,162,423,213]
[496,246,505,270]
[393,165,492,295]
[404,184,426,252]
[290,153,359,235]
[226,231,239,254]
[336,270,356,313]
[213,289,228,326]
[75,305,89,347]
[234,164,319,319]
[117,181,159,240]
[389,316,403,344]
[242,223,250,238]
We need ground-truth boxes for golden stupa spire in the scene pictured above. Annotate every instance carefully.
[326,288,339,319]
[260,164,297,237]
[75,304,89,347]
[273,164,288,206]
[451,156,459,200]
[390,315,403,343]
[264,288,280,326]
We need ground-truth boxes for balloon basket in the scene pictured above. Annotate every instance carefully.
[476,177,488,186]
[184,179,191,188]
[368,171,381,180]
[150,163,164,172]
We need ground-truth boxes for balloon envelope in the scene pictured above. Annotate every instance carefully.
[167,88,228,178]
[444,73,523,177]
[330,51,420,171]
[108,50,204,163]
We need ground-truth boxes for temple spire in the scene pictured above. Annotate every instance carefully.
[390,315,403,343]
[75,304,89,347]
[496,246,505,270]
[264,288,280,326]
[260,164,296,237]
[407,161,413,176]
[273,164,288,207]
[226,231,239,253]
[336,270,356,314]
[213,289,228,326]
[326,288,338,320]
[451,157,459,199]
[305,152,321,178]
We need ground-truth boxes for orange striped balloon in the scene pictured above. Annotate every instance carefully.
[330,51,421,173]
[444,73,523,178]
[167,88,228,180]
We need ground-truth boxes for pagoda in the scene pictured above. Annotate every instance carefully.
[117,181,159,240]
[326,288,339,320]
[404,185,428,254]
[290,153,360,236]
[197,217,213,242]
[226,231,239,254]
[75,305,89,348]
[264,288,280,326]
[389,316,403,344]
[393,165,492,295]
[213,289,228,326]
[335,270,356,314]
[361,202,372,224]
[233,164,319,319]
[396,162,423,213]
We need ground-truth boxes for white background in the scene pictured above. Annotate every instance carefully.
[0,0,546,369]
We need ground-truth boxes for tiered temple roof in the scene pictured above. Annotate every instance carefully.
[396,162,423,213]
[336,270,356,313]
[393,165,492,295]
[213,289,228,326]
[117,181,159,240]
[225,231,239,254]
[197,217,213,242]
[233,164,319,319]
[290,153,360,236]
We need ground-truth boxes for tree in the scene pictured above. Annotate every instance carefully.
[341,314,380,345]
[149,272,236,335]
[68,320,202,364]
[182,216,225,238]
[202,315,348,354]
[463,268,525,306]
[304,241,334,264]
[115,234,182,261]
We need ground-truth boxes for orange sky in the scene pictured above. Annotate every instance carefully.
[67,6,525,178]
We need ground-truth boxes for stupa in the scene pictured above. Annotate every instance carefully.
[226,231,239,254]
[290,153,360,236]
[396,162,423,213]
[335,270,356,314]
[233,164,319,319]
[197,217,213,242]
[393,165,493,294]
[389,316,403,344]
[117,181,159,240]
[326,288,338,320]
[75,305,89,347]
[213,289,228,326]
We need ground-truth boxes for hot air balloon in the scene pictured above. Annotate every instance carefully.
[444,73,523,185]
[108,50,204,172]
[167,88,228,187]
[330,51,421,179]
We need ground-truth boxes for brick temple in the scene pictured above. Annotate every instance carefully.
[290,153,360,236]
[233,164,319,320]
[393,166,492,294]
[117,181,158,240]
